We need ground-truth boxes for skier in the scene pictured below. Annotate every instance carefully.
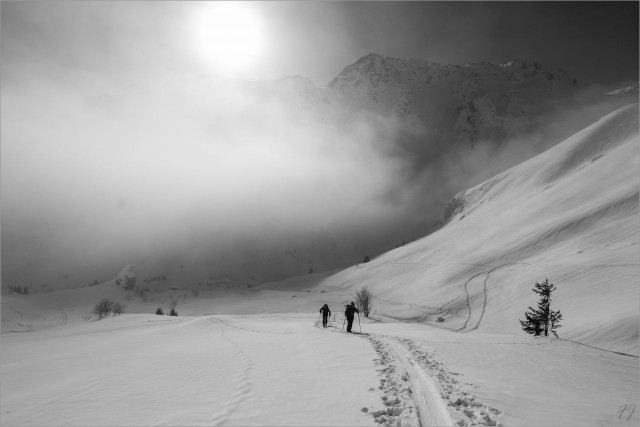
[344,301,359,333]
[319,304,331,327]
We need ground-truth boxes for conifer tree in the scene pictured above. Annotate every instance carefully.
[519,278,562,337]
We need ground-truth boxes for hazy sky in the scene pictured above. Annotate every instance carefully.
[1,1,638,287]
[2,2,638,87]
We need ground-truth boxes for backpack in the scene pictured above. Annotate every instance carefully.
[345,304,354,317]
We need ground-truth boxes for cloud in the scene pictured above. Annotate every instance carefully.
[2,1,636,289]
[2,68,422,287]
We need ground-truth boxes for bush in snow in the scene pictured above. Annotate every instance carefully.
[112,301,126,315]
[169,308,178,316]
[355,286,374,318]
[155,307,164,315]
[168,294,179,314]
[9,285,30,295]
[519,278,562,337]
[92,298,126,319]
[363,255,371,263]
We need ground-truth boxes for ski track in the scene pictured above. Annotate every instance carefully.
[396,338,503,427]
[1,302,36,333]
[456,263,524,332]
[215,316,308,335]
[321,324,503,426]
[208,317,253,426]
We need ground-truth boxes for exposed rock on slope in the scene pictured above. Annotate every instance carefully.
[327,54,588,147]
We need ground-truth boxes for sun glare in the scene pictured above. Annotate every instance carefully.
[192,2,267,76]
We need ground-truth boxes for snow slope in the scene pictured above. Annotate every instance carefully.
[323,103,639,356]
[1,105,638,426]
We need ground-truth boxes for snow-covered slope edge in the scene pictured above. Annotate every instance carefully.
[322,104,639,356]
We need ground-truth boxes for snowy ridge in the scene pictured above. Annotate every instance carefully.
[605,82,640,95]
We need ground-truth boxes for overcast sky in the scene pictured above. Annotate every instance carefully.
[1,1,638,287]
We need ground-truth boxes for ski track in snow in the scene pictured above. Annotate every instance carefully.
[208,317,254,426]
[395,338,503,427]
[456,263,524,333]
[0,302,37,333]
[215,316,309,335]
[377,260,638,334]
[321,324,503,426]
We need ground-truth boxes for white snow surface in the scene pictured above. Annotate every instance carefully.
[2,104,639,426]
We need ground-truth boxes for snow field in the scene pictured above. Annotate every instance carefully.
[1,314,383,426]
[365,322,639,426]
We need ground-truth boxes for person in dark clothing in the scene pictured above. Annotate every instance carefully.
[344,301,359,333]
[319,304,331,327]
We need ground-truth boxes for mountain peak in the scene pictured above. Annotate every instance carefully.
[356,52,384,63]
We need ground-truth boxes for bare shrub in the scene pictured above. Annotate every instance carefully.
[112,301,126,315]
[168,295,179,313]
[355,286,374,318]
[92,298,125,319]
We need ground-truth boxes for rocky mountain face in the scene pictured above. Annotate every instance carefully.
[326,53,588,146]
[230,55,636,281]
[259,54,592,151]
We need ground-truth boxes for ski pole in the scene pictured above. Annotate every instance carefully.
[341,316,346,333]
[358,312,361,334]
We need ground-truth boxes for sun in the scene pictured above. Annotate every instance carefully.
[192,2,267,76]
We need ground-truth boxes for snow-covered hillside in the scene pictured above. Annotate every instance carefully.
[323,103,639,356]
[2,104,638,426]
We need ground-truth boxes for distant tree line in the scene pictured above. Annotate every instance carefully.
[9,285,29,295]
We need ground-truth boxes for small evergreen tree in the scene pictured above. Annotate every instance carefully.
[519,278,562,337]
[155,307,164,315]
[363,255,371,263]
